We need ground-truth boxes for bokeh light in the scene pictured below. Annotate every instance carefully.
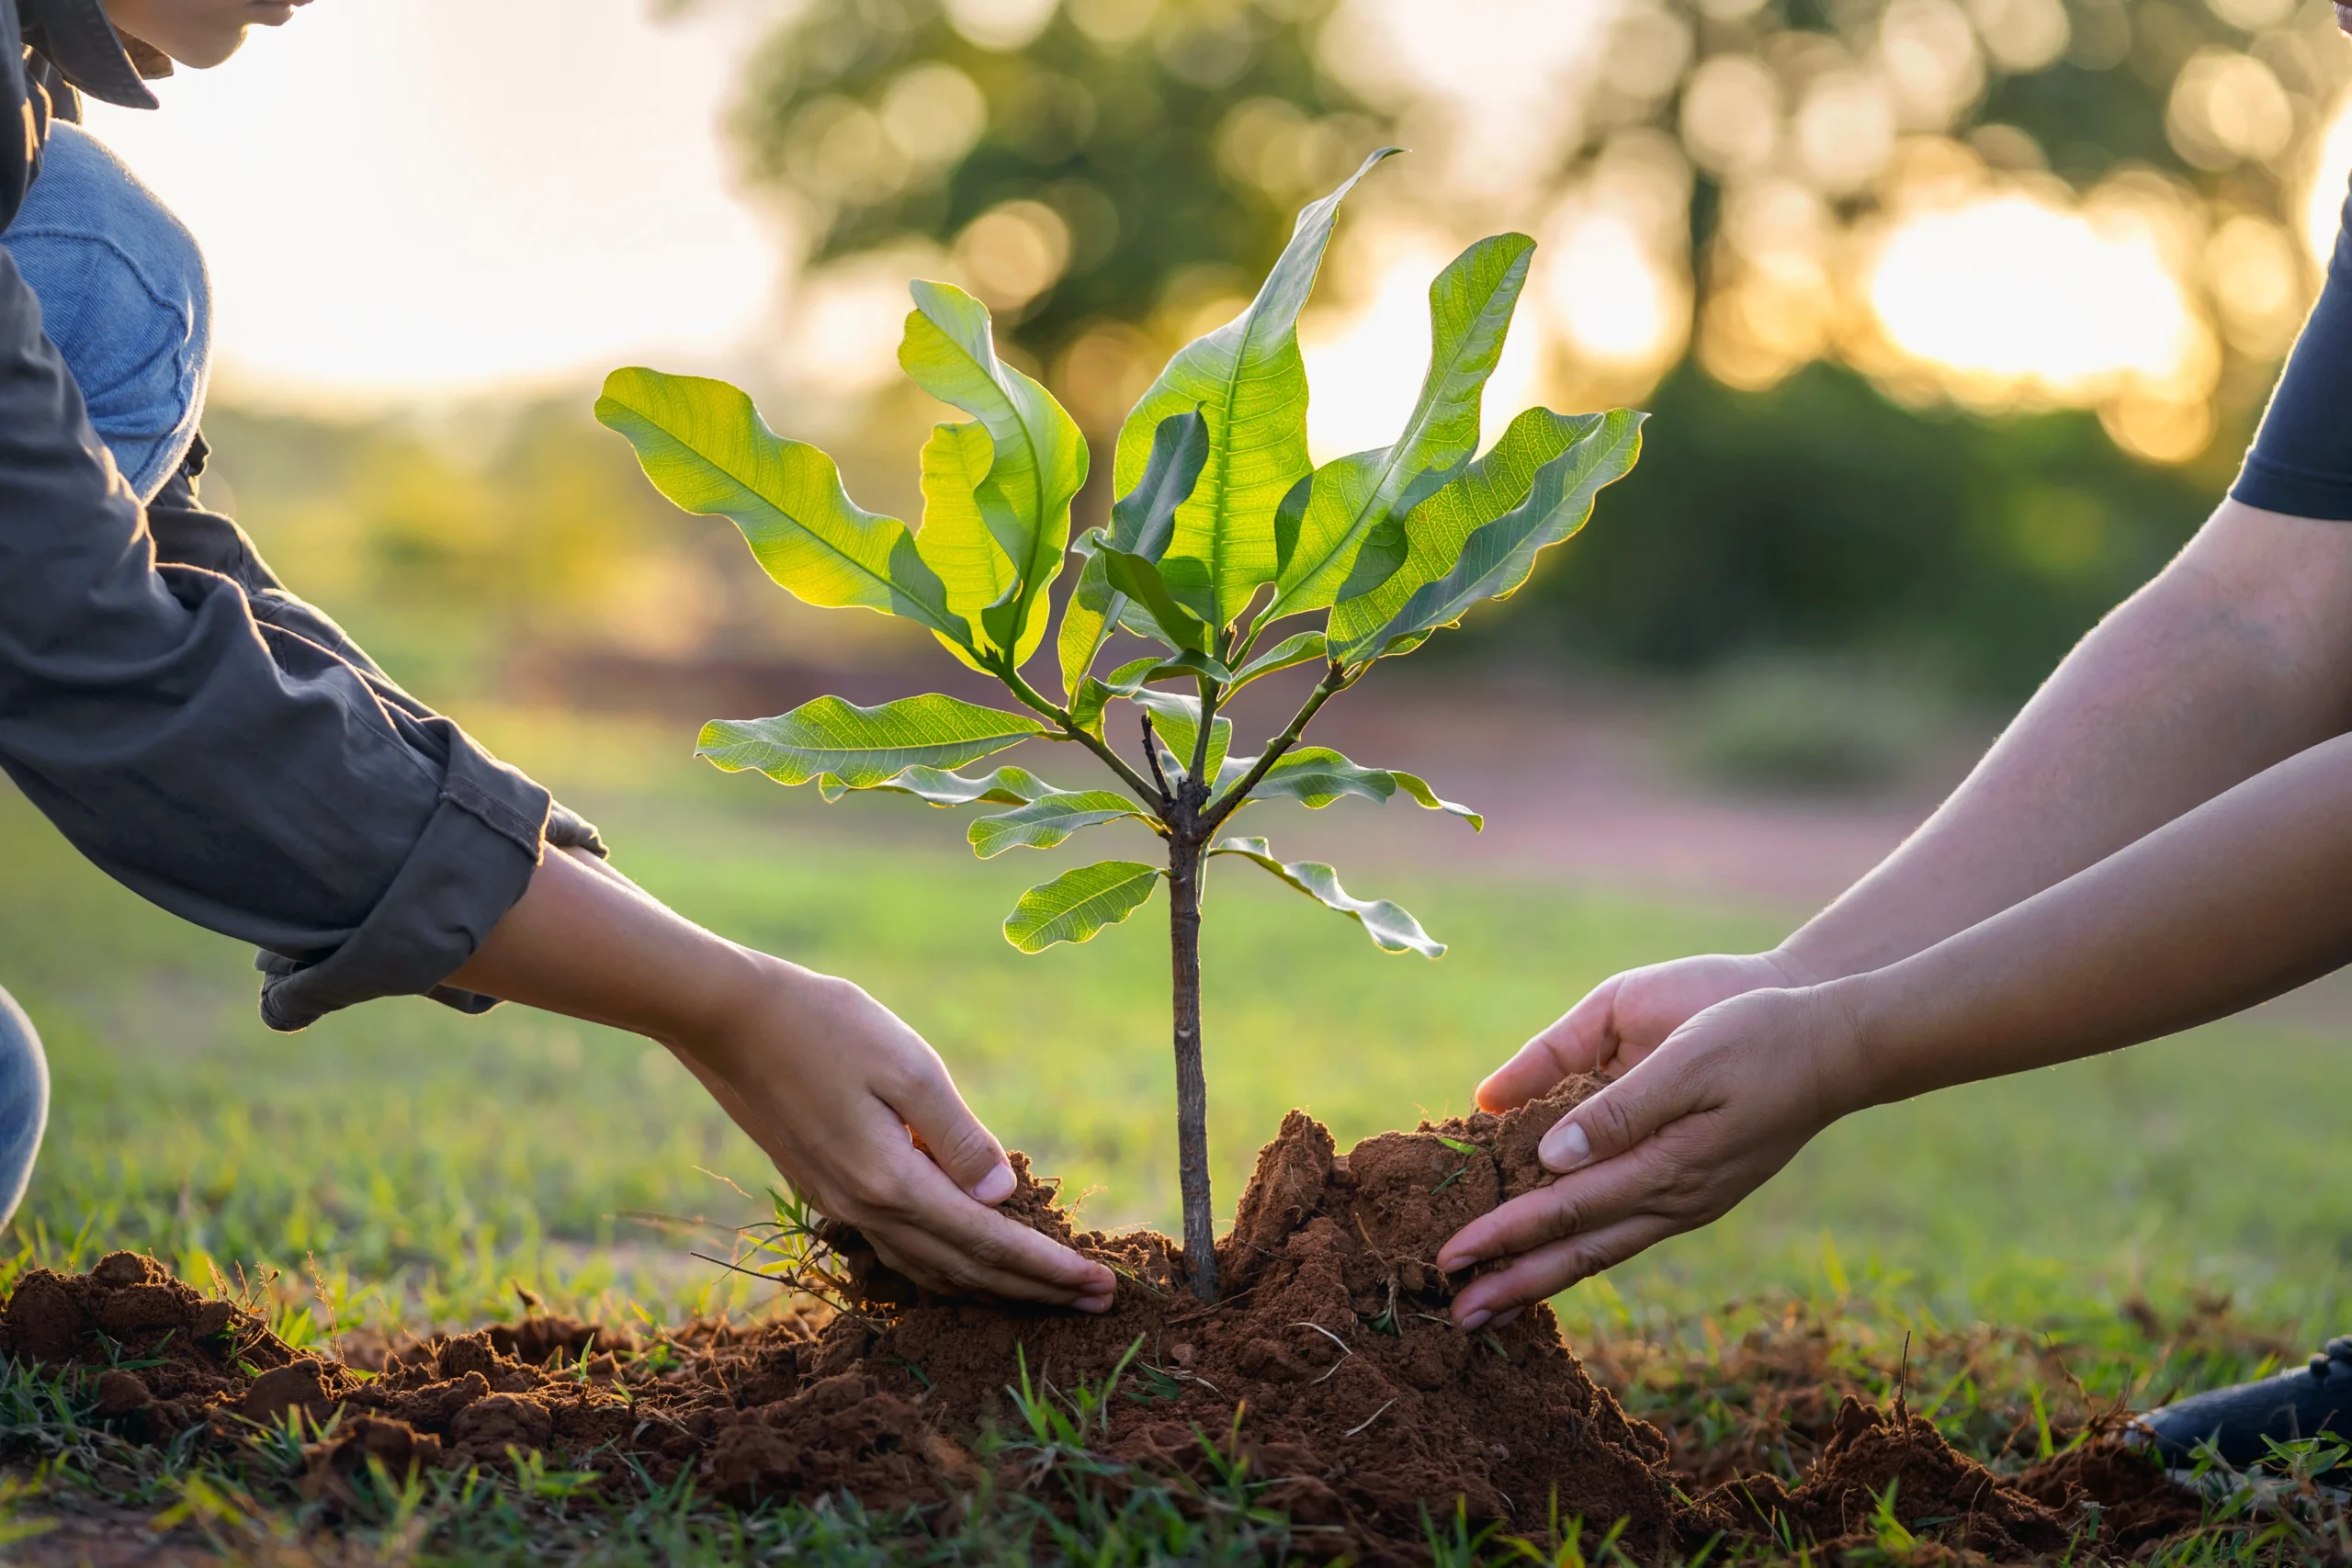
[2166,50,2296,171]
[1860,175,2218,454]
[2304,89,2352,266]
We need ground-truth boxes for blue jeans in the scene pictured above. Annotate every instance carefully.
[0,991,46,1227]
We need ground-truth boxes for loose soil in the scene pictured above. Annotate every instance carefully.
[0,1083,2198,1562]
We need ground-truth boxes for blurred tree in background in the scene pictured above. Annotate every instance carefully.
[728,0,1374,431]
[199,403,912,707]
[711,0,2347,695]
[1546,361,2237,692]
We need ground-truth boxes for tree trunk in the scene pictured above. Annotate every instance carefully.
[1168,837,1217,1302]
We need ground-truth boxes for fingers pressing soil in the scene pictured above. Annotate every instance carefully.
[0,1090,2202,1563]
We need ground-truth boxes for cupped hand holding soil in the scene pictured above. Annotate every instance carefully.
[1475,950,1804,1112]
[665,962,1114,1312]
[446,849,1113,1311]
[1442,984,1864,1328]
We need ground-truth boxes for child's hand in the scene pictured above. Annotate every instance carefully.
[671,960,1116,1311]
[1438,984,1863,1328]
[1475,951,1808,1112]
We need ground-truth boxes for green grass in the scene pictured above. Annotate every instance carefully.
[6,706,2352,1348]
[4,705,2352,1559]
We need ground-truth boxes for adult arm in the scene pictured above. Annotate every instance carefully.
[0,23,560,1030]
[1482,502,2352,1104]
[1441,724,2352,1323]
[1484,175,2352,1109]
[447,848,1117,1308]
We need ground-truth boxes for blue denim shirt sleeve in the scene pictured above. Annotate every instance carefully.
[0,120,206,502]
[2230,173,2352,521]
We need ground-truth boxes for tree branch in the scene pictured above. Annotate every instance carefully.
[1200,661,1352,834]
[1187,673,1222,801]
[994,662,1170,816]
[1142,712,1173,802]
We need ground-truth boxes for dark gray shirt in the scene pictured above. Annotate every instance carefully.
[4,0,598,1030]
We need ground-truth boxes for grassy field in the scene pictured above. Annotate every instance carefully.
[4,704,2350,1360]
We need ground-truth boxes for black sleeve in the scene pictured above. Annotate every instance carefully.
[2230,175,2352,521]
[0,22,567,1032]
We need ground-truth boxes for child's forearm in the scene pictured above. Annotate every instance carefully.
[1838,729,2352,1111]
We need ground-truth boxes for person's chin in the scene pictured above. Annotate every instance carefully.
[179,26,252,69]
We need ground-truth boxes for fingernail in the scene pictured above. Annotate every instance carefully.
[1460,1309,1492,1332]
[1539,1120,1591,1172]
[1075,1293,1113,1315]
[969,1162,1016,1205]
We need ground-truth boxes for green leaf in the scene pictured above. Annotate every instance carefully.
[898,282,1088,664]
[1103,548,1214,653]
[1135,649,1236,684]
[596,368,968,646]
[1209,837,1444,957]
[914,420,1019,671]
[1212,747,1482,829]
[968,791,1150,858]
[1067,652,1231,740]
[1332,407,1645,663]
[1263,233,1537,622]
[1229,631,1328,688]
[1129,688,1231,784]
[1391,771,1485,830]
[1059,412,1210,699]
[1112,148,1399,627]
[819,764,1058,807]
[1326,408,1589,651]
[1004,862,1162,953]
[1235,747,1396,810]
[1068,677,1115,739]
[697,694,1042,789]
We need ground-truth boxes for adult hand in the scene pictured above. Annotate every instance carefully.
[671,959,1117,1312]
[1439,983,1863,1328]
[1475,951,1808,1112]
[450,849,1115,1313]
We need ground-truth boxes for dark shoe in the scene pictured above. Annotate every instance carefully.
[2140,1337,2352,1471]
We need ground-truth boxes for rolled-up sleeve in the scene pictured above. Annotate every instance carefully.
[0,243,565,1031]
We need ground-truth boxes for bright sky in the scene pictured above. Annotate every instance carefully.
[80,0,783,402]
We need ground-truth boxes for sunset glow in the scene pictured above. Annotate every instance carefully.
[1863,192,2210,404]
[47,0,2347,453]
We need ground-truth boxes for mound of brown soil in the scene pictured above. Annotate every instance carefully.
[2013,1432,2208,1551]
[0,1088,2201,1562]
[815,1080,1685,1556]
[1707,1397,2070,1558]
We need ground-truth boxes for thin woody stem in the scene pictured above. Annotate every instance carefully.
[1168,836,1216,1301]
[1187,675,1221,795]
[1200,661,1353,834]
[1142,713,1173,800]
[995,663,1170,817]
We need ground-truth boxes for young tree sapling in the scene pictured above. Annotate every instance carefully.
[597,151,1645,1302]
